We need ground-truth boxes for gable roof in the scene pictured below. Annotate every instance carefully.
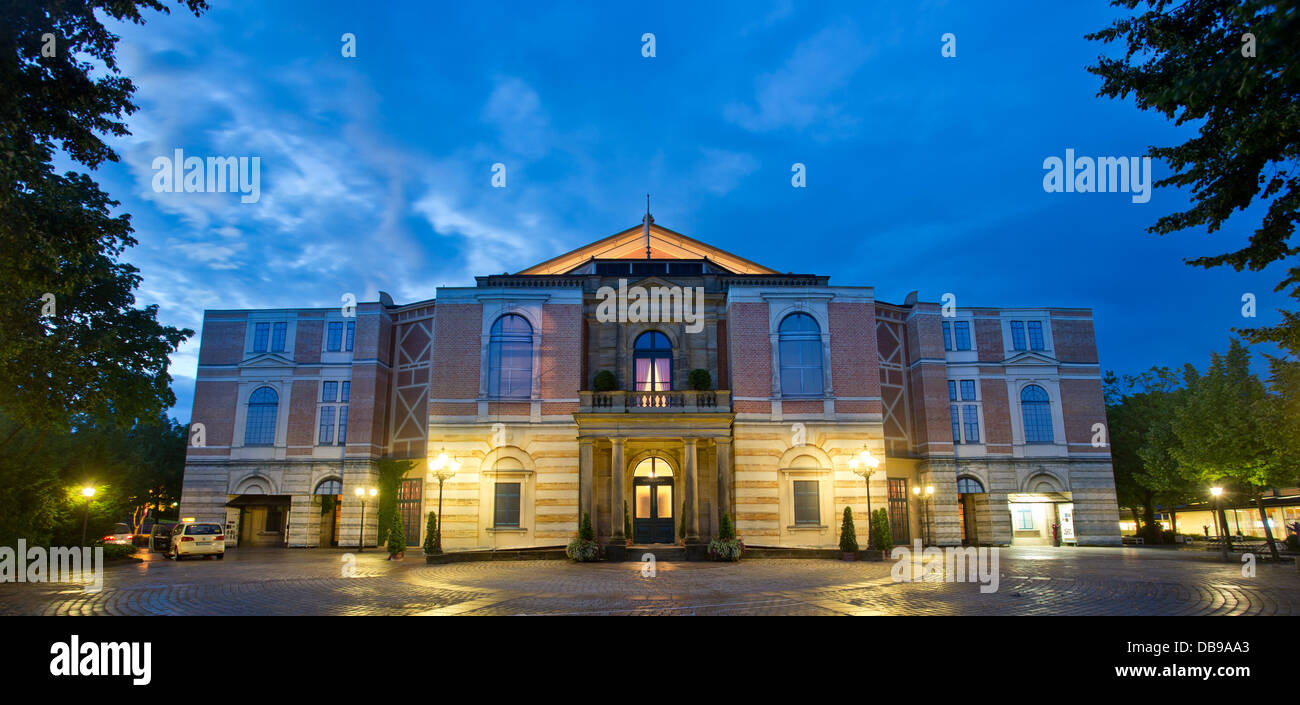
[517,222,779,275]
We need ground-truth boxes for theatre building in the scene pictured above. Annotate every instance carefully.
[179,218,1122,552]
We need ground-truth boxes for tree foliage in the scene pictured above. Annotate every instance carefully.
[1087,1,1300,355]
[1,1,207,436]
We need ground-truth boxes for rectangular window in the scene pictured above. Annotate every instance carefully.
[793,480,820,525]
[953,321,971,350]
[322,381,337,402]
[1016,507,1035,530]
[252,322,269,353]
[963,404,980,443]
[947,380,957,401]
[942,321,953,351]
[345,321,355,352]
[270,322,286,352]
[341,381,350,402]
[950,405,961,443]
[336,407,347,445]
[398,479,422,547]
[494,482,521,527]
[265,506,283,533]
[1027,321,1045,350]
[1010,321,1026,351]
[318,406,334,445]
[960,379,976,401]
[327,322,343,352]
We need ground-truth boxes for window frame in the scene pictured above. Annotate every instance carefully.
[487,314,534,400]
[778,313,824,397]
[493,482,522,528]
[792,480,821,526]
[1020,384,1055,443]
[243,386,279,446]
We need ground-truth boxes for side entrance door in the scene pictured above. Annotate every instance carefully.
[633,477,674,543]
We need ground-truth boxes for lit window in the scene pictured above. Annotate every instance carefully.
[1016,507,1035,530]
[634,331,673,391]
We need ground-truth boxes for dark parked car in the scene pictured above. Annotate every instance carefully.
[149,522,178,552]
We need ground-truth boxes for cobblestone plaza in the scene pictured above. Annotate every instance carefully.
[2,547,1294,617]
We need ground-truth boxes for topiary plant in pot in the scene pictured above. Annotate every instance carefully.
[566,512,600,562]
[708,512,743,561]
[593,370,617,391]
[688,368,712,391]
[422,511,437,555]
[839,506,859,560]
[871,508,893,554]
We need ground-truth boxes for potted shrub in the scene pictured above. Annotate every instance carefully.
[386,513,406,560]
[422,511,437,555]
[708,512,743,561]
[839,507,859,560]
[871,508,893,554]
[566,512,600,562]
[688,368,712,391]
[593,370,617,391]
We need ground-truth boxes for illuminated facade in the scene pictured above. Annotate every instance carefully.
[179,218,1122,551]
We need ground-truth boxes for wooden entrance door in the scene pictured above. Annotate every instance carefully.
[633,477,674,543]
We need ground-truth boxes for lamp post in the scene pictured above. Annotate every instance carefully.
[427,449,460,554]
[848,446,881,550]
[79,486,95,546]
[1211,486,1230,560]
[354,486,376,551]
[912,484,934,544]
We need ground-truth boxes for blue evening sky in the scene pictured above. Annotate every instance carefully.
[88,1,1289,422]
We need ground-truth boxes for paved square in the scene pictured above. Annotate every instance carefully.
[0,546,1294,616]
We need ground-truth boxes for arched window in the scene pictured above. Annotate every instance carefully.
[1020,385,1054,443]
[314,478,342,495]
[779,313,823,396]
[488,314,533,399]
[244,387,278,446]
[956,476,985,494]
[633,331,672,391]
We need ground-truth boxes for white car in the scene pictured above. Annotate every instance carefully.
[168,522,225,560]
[101,523,134,546]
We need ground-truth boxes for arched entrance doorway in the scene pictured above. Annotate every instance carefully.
[632,457,674,543]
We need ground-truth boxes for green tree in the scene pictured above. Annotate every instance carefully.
[1088,1,1300,356]
[386,511,406,556]
[374,458,414,549]
[1,1,206,437]
[1168,341,1288,558]
[839,507,858,553]
[422,511,438,554]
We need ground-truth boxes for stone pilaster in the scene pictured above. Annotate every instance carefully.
[715,437,733,524]
[610,438,625,540]
[684,438,700,541]
[579,438,594,529]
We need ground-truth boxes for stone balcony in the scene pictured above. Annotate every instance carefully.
[578,389,731,413]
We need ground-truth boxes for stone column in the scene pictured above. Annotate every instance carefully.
[578,438,594,531]
[715,437,733,523]
[684,438,700,542]
[610,438,625,540]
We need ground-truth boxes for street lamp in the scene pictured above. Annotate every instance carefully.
[912,484,934,545]
[427,449,460,554]
[1210,486,1230,560]
[848,446,881,549]
[354,486,377,551]
[79,486,95,546]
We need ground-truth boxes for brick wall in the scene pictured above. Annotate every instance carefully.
[197,316,245,365]
[187,380,238,457]
[294,318,323,364]
[974,312,1003,361]
[540,303,581,399]
[1051,314,1098,364]
[1060,377,1108,454]
[829,301,880,414]
[429,303,482,414]
[729,302,771,414]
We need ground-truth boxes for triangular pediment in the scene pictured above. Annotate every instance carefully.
[240,352,294,368]
[518,222,778,275]
[1004,351,1058,366]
